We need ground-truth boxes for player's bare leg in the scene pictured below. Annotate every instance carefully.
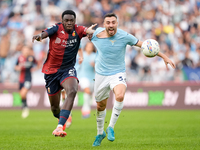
[20,87,29,118]
[52,78,78,137]
[49,91,67,137]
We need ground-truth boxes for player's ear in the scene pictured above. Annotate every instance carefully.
[103,21,106,28]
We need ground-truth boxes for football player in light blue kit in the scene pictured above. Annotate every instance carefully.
[89,13,176,146]
[77,41,96,118]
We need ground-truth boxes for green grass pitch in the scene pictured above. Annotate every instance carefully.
[0,109,200,150]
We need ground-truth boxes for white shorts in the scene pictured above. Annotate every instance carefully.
[79,77,94,92]
[94,72,127,102]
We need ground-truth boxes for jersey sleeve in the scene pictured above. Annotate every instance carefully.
[125,33,139,46]
[77,25,88,38]
[43,24,59,36]
[91,27,103,40]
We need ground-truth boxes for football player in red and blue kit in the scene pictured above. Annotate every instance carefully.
[32,10,96,137]
[15,45,39,118]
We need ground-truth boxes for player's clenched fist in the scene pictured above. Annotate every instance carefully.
[32,34,42,42]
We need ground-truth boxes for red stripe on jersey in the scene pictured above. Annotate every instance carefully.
[18,56,26,83]
[42,24,87,75]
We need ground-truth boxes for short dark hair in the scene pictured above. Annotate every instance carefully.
[62,10,76,19]
[103,13,117,20]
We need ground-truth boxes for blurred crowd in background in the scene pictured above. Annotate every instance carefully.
[0,0,200,85]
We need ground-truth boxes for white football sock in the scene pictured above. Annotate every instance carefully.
[82,93,91,113]
[96,109,106,135]
[109,101,124,129]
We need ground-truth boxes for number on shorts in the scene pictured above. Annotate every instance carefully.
[119,76,123,81]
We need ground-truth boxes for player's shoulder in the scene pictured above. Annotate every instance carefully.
[74,24,88,33]
[94,27,105,35]
[117,28,128,35]
[74,24,82,27]
[96,27,104,32]
[117,28,135,39]
[56,22,62,25]
[45,22,60,32]
[48,22,61,28]
[74,24,87,29]
[55,22,63,29]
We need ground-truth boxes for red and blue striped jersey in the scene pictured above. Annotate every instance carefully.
[16,55,37,83]
[42,23,87,74]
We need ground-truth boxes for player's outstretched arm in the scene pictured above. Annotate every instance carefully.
[78,47,84,64]
[157,52,176,70]
[32,32,48,42]
[135,40,175,70]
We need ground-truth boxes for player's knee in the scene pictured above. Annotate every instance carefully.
[51,106,60,114]
[97,103,106,111]
[115,94,124,102]
[67,88,77,98]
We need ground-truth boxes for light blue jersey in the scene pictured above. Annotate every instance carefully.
[78,51,96,80]
[91,27,139,76]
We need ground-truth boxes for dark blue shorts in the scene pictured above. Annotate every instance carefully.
[44,67,78,96]
[19,81,32,90]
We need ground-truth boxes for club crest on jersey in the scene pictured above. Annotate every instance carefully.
[110,40,116,45]
[72,31,76,36]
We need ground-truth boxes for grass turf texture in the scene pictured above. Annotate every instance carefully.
[0,109,200,150]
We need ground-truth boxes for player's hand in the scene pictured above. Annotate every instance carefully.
[32,34,42,42]
[88,23,97,30]
[164,58,176,70]
[90,61,95,67]
[78,57,84,64]
[157,52,176,70]
[86,23,97,34]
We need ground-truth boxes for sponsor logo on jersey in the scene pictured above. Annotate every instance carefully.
[61,39,77,47]
[55,37,61,44]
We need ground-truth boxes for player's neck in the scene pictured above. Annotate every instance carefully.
[65,29,73,34]
[97,30,116,38]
